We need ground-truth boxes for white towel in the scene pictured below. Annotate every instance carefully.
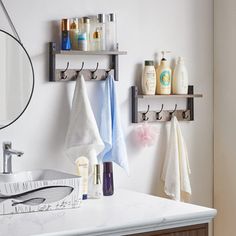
[161,116,191,202]
[65,74,105,171]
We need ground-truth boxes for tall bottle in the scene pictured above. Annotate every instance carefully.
[61,19,71,50]
[172,57,189,94]
[156,51,172,95]
[142,60,156,95]
[90,164,103,199]
[103,162,114,196]
[81,17,90,51]
[97,14,106,50]
[70,18,79,50]
[106,13,117,51]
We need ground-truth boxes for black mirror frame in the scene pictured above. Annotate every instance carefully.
[0,29,35,130]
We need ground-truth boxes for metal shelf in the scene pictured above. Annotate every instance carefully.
[58,50,127,55]
[137,94,203,99]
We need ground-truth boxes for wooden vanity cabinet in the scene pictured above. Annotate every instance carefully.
[130,223,208,236]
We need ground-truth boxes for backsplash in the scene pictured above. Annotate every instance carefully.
[0,0,213,207]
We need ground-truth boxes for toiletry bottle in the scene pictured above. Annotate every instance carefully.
[97,14,106,50]
[61,19,71,50]
[156,51,172,95]
[92,29,101,51]
[91,164,103,199]
[78,33,87,51]
[172,57,188,94]
[81,17,90,51]
[103,162,114,196]
[142,60,156,95]
[76,156,89,200]
[106,13,117,51]
[70,18,79,50]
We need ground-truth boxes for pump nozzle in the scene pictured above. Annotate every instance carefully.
[161,50,171,60]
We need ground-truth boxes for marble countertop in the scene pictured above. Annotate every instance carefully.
[0,189,216,236]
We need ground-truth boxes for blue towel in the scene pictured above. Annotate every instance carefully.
[99,75,129,174]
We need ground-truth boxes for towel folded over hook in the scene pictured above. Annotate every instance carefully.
[99,75,129,174]
[161,116,191,202]
[65,74,105,171]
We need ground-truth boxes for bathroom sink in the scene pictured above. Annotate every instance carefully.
[0,169,82,215]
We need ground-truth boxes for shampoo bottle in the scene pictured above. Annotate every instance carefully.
[76,156,89,200]
[142,60,156,95]
[61,19,71,50]
[70,18,79,50]
[103,162,114,196]
[156,51,172,95]
[172,57,188,94]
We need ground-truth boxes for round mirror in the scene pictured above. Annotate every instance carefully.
[0,29,34,129]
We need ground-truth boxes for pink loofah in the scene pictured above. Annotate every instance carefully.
[134,123,157,147]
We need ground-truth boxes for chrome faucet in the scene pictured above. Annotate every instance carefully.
[2,142,24,174]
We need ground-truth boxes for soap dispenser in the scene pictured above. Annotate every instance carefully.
[156,51,172,95]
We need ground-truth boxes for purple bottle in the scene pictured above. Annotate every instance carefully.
[103,162,114,196]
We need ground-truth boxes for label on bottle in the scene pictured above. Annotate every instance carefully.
[160,71,171,86]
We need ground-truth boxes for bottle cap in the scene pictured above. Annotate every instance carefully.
[61,19,70,31]
[98,14,106,23]
[93,30,100,39]
[145,60,154,66]
[81,17,90,24]
[93,164,101,184]
[108,13,116,22]
[103,162,113,173]
[70,18,78,30]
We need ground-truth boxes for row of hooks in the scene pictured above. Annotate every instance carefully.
[60,61,112,80]
[142,104,189,121]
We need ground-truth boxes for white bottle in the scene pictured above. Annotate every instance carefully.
[173,57,188,94]
[91,164,102,199]
[142,60,156,95]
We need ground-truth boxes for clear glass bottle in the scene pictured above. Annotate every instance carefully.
[103,162,114,196]
[106,13,117,51]
[81,17,90,51]
[91,164,103,199]
[97,14,106,50]
[70,18,79,50]
[92,29,101,51]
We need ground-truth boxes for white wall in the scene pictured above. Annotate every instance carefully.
[214,0,236,235]
[0,0,213,207]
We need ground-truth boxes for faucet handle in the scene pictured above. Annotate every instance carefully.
[3,142,12,150]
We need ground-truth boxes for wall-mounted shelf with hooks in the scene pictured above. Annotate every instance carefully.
[49,42,127,82]
[131,85,203,123]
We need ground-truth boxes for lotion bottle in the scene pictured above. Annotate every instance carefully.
[142,60,156,95]
[156,51,172,95]
[172,57,188,94]
[76,156,89,200]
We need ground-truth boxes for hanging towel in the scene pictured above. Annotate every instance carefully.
[65,74,105,171]
[161,116,191,202]
[99,75,129,174]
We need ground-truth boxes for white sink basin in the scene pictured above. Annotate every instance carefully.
[0,169,82,215]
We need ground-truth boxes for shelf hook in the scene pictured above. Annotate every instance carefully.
[142,105,150,121]
[105,68,112,78]
[182,109,189,120]
[156,104,164,120]
[75,62,85,78]
[60,62,70,80]
[169,104,177,118]
[91,62,99,80]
